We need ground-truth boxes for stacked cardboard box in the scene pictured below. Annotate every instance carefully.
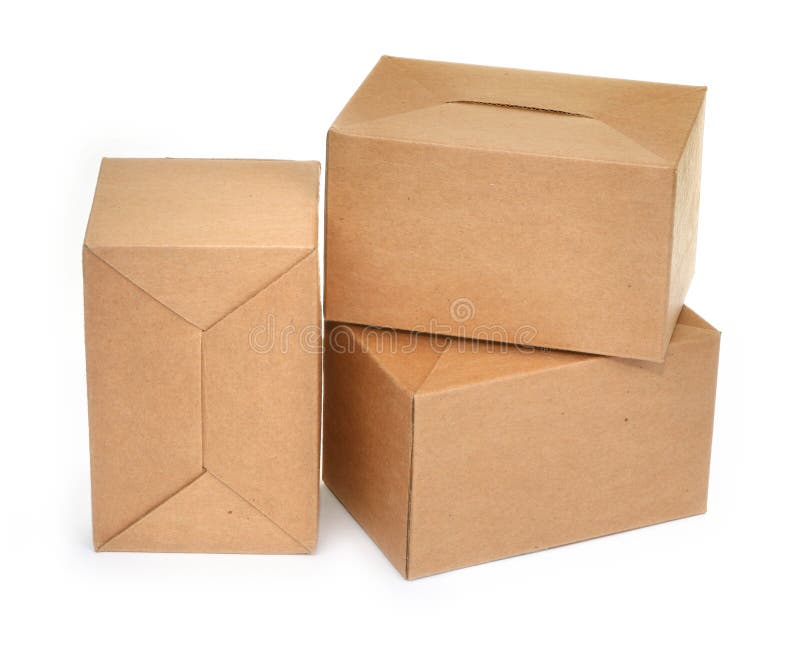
[323,57,720,578]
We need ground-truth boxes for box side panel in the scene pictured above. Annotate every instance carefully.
[408,322,720,578]
[325,131,673,361]
[322,336,413,576]
[83,247,202,549]
[664,100,705,352]
[203,252,321,551]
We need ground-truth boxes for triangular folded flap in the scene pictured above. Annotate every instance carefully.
[417,340,593,396]
[334,324,443,395]
[91,245,312,330]
[100,473,308,554]
[333,56,705,165]
[413,305,714,396]
[677,306,717,332]
[339,102,667,165]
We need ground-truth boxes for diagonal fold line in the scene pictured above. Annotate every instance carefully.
[342,61,703,166]
[90,246,316,554]
[415,349,445,394]
[98,472,206,550]
[597,85,706,120]
[335,65,443,129]
[592,87,706,162]
[404,61,705,120]
[86,244,315,332]
[204,248,316,332]
[84,245,199,331]
[205,470,311,553]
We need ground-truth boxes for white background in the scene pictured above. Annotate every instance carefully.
[2,1,798,647]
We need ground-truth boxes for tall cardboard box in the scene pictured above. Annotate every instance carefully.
[323,307,720,578]
[326,56,706,361]
[83,158,321,553]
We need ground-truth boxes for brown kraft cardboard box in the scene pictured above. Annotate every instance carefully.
[83,158,321,553]
[323,307,720,578]
[325,56,706,361]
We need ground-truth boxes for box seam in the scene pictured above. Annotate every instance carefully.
[200,247,317,331]
[329,128,674,170]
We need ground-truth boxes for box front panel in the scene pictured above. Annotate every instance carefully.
[326,131,675,360]
[408,324,719,578]
[322,340,414,575]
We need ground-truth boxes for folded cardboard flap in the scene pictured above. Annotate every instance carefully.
[333,55,705,163]
[339,101,666,164]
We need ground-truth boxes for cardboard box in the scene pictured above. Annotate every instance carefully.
[325,56,706,361]
[323,307,720,578]
[83,158,321,553]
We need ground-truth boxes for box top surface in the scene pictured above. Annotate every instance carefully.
[331,56,705,166]
[85,158,320,249]
[338,307,718,397]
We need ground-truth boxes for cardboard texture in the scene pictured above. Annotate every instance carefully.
[323,307,720,578]
[325,56,706,361]
[83,158,321,553]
